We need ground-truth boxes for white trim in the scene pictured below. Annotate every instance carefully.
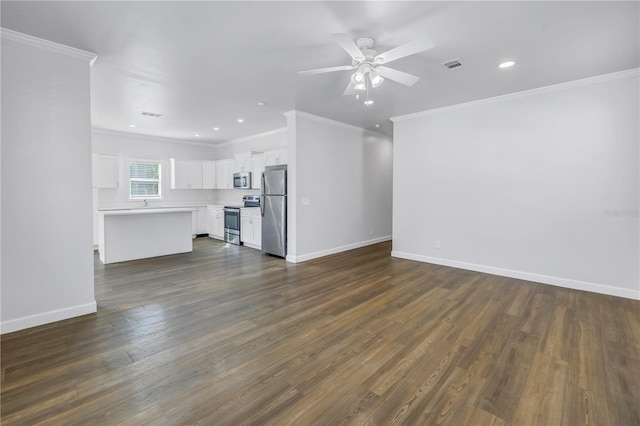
[283,110,387,138]
[215,127,287,148]
[391,68,640,122]
[92,127,218,149]
[1,27,97,64]
[0,301,98,335]
[287,236,392,264]
[391,251,640,301]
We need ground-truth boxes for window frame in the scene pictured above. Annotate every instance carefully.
[128,159,162,200]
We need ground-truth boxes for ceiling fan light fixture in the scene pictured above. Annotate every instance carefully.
[369,71,384,88]
[351,71,365,84]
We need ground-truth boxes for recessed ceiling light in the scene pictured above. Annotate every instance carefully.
[213,127,220,131]
[257,102,265,107]
[364,100,374,106]
[237,118,244,123]
[129,124,136,128]
[194,134,199,137]
[374,124,381,128]
[498,60,516,69]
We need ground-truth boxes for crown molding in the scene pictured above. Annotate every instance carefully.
[283,110,388,138]
[1,27,97,65]
[91,127,217,149]
[391,68,640,123]
[215,127,287,148]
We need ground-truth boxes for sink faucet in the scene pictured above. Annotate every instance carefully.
[143,199,148,207]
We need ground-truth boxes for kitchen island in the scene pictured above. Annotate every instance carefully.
[98,208,194,264]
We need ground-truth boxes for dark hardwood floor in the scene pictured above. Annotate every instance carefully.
[1,238,639,425]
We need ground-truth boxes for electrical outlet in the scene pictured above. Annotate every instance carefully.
[301,197,310,205]
[434,240,441,249]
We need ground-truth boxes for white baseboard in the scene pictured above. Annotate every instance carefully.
[391,251,640,301]
[1,301,98,334]
[287,236,392,263]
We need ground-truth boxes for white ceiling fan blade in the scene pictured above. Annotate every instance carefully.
[343,81,356,96]
[374,36,434,64]
[376,66,420,86]
[332,33,365,62]
[298,65,355,75]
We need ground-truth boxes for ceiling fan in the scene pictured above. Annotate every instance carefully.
[299,33,434,101]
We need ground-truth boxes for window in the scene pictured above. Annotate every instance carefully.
[129,161,161,199]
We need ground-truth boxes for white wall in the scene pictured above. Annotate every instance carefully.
[92,129,218,208]
[1,30,97,333]
[392,70,639,300]
[286,111,393,262]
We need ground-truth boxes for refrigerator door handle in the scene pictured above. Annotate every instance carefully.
[260,172,265,216]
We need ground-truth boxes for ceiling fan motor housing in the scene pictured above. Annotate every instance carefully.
[353,37,378,65]
[356,37,375,50]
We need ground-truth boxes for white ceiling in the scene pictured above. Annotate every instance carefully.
[2,1,638,144]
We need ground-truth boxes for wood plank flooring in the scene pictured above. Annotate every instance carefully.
[2,239,639,425]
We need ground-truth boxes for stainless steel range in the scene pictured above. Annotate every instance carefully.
[223,206,241,245]
[223,195,260,245]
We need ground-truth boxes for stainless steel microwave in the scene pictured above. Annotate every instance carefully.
[233,172,251,189]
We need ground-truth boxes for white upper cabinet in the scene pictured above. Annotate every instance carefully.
[234,152,252,173]
[215,159,234,189]
[170,159,203,189]
[188,162,203,189]
[251,153,265,189]
[264,148,287,166]
[203,161,216,189]
[92,153,119,188]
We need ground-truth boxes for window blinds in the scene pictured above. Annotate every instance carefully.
[129,162,161,198]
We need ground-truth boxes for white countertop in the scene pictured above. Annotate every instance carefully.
[100,208,196,216]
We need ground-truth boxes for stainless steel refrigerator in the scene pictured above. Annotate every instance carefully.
[261,165,287,257]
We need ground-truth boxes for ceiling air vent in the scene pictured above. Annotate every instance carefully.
[141,111,164,118]
[442,59,463,70]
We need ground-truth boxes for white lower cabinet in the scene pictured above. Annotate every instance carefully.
[191,207,209,236]
[240,208,261,249]
[208,206,224,240]
[196,207,209,235]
